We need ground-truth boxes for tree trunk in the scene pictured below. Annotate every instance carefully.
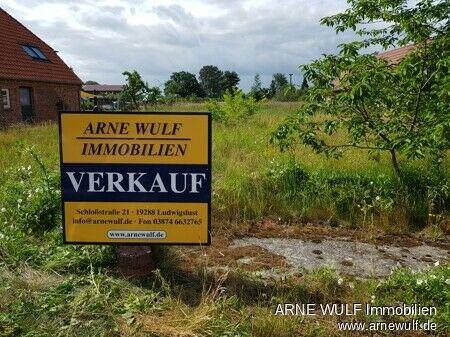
[389,149,402,179]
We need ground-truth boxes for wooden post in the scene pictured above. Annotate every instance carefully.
[117,245,155,278]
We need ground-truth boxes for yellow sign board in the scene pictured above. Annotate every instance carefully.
[60,113,208,164]
[59,111,211,245]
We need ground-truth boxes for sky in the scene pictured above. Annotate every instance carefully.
[1,0,356,90]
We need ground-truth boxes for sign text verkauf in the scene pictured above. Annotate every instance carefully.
[59,111,211,244]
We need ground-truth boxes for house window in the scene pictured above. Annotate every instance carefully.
[20,44,48,61]
[1,89,10,109]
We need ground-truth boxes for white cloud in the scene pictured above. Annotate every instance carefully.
[1,0,354,89]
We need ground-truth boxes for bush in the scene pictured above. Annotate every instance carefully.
[264,159,310,198]
[206,90,262,123]
[0,149,61,234]
[80,99,94,111]
[261,159,449,228]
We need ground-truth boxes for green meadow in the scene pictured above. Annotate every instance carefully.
[0,102,448,336]
[1,102,447,233]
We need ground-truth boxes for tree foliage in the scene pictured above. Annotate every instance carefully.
[301,78,309,90]
[145,86,163,105]
[221,70,240,94]
[206,89,261,123]
[270,73,289,96]
[271,0,449,177]
[251,74,265,100]
[199,65,223,98]
[164,71,204,98]
[119,70,150,111]
[198,66,240,98]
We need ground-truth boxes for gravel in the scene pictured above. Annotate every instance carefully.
[231,237,448,277]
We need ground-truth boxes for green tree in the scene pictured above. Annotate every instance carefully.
[199,65,223,98]
[269,73,289,96]
[221,70,240,94]
[301,77,309,90]
[271,0,449,178]
[119,70,149,111]
[84,80,99,85]
[250,73,265,100]
[145,86,162,105]
[164,71,204,98]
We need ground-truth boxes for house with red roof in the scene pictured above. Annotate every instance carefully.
[376,44,415,65]
[0,8,81,125]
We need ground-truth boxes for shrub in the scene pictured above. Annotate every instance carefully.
[186,93,204,103]
[206,90,262,123]
[264,159,310,198]
[80,99,94,111]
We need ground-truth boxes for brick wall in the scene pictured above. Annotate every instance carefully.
[0,79,80,125]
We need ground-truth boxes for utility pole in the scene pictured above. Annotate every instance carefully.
[289,73,293,86]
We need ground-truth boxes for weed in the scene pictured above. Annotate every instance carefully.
[0,148,60,234]
[373,265,450,332]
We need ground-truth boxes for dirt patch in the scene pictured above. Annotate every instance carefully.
[248,218,450,250]
[180,237,287,273]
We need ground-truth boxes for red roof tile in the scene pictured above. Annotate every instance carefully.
[0,8,82,85]
[376,44,415,65]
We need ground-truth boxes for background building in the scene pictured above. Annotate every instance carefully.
[0,8,81,125]
[82,84,123,96]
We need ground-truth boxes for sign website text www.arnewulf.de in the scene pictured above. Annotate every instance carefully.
[58,111,211,244]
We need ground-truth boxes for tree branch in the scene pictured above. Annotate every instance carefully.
[327,144,388,150]
[410,40,428,132]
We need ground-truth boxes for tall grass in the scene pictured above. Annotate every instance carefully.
[0,102,448,233]
[0,104,448,336]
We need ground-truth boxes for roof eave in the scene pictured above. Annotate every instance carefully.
[0,75,82,86]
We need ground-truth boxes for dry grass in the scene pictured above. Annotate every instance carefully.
[118,286,247,337]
